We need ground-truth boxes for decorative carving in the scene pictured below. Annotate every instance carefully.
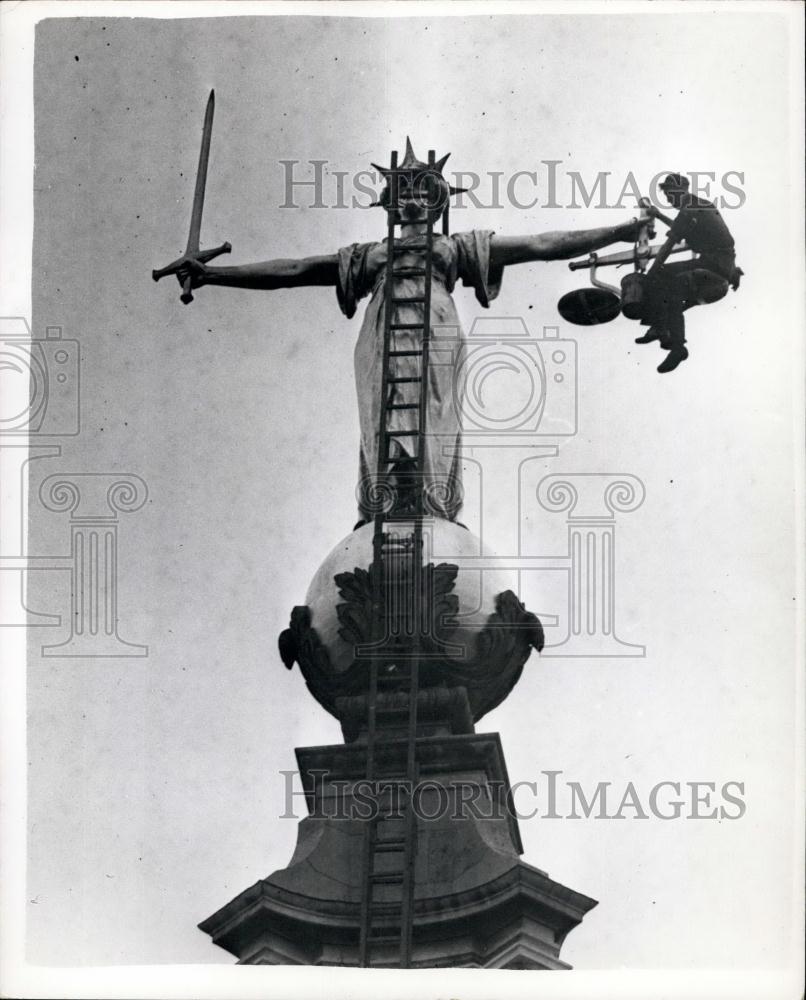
[441,590,544,722]
[334,561,460,660]
[278,575,543,726]
[333,566,377,648]
[279,606,346,717]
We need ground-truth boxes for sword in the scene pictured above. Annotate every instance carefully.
[152,90,231,304]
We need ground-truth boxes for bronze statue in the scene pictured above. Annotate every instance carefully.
[154,105,644,523]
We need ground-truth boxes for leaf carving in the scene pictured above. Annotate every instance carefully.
[334,565,376,646]
[280,579,542,728]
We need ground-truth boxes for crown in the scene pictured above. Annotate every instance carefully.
[371,137,468,198]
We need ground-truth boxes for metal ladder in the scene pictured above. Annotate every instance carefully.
[357,150,447,969]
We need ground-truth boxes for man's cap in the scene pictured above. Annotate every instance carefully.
[660,172,690,192]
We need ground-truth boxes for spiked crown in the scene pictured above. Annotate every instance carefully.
[371,137,468,208]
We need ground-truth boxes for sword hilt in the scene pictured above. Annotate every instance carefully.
[152,241,232,304]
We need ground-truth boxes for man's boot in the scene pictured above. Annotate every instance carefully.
[635,326,664,345]
[657,345,689,373]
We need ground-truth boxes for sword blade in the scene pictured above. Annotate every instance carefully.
[185,90,215,255]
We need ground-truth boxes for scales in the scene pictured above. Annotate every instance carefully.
[557,201,691,326]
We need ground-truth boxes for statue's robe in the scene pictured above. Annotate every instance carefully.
[336,230,502,522]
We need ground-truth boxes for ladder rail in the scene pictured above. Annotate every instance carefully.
[360,148,400,969]
[398,153,436,968]
[360,149,444,969]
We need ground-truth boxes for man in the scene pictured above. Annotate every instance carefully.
[638,173,742,373]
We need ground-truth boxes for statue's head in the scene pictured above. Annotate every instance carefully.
[372,138,466,224]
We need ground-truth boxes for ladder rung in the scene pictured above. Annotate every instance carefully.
[391,297,426,305]
[368,933,402,945]
[389,350,422,358]
[392,244,428,254]
[385,430,419,438]
[370,873,404,884]
[390,322,424,330]
[388,376,421,384]
[375,837,407,849]
[386,402,419,410]
[392,268,427,277]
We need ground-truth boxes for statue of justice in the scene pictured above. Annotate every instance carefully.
[152,92,739,726]
[161,95,744,969]
[153,95,645,524]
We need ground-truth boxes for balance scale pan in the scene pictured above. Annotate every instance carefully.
[558,288,621,326]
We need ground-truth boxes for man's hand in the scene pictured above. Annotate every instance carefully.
[638,197,659,219]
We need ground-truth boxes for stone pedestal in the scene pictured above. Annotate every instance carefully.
[199,689,596,968]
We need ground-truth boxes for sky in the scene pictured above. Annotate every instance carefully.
[10,1,803,982]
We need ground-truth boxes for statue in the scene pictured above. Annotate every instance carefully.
[155,112,644,524]
[163,96,615,969]
[153,98,647,727]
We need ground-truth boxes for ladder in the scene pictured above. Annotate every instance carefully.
[357,150,448,969]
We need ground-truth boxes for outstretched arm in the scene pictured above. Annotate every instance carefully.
[490,219,645,269]
[639,198,675,229]
[647,234,678,275]
[180,253,339,291]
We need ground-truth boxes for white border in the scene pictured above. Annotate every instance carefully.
[1,3,803,999]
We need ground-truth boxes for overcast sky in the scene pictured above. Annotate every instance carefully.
[19,4,801,978]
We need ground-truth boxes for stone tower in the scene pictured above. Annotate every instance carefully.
[199,521,597,968]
